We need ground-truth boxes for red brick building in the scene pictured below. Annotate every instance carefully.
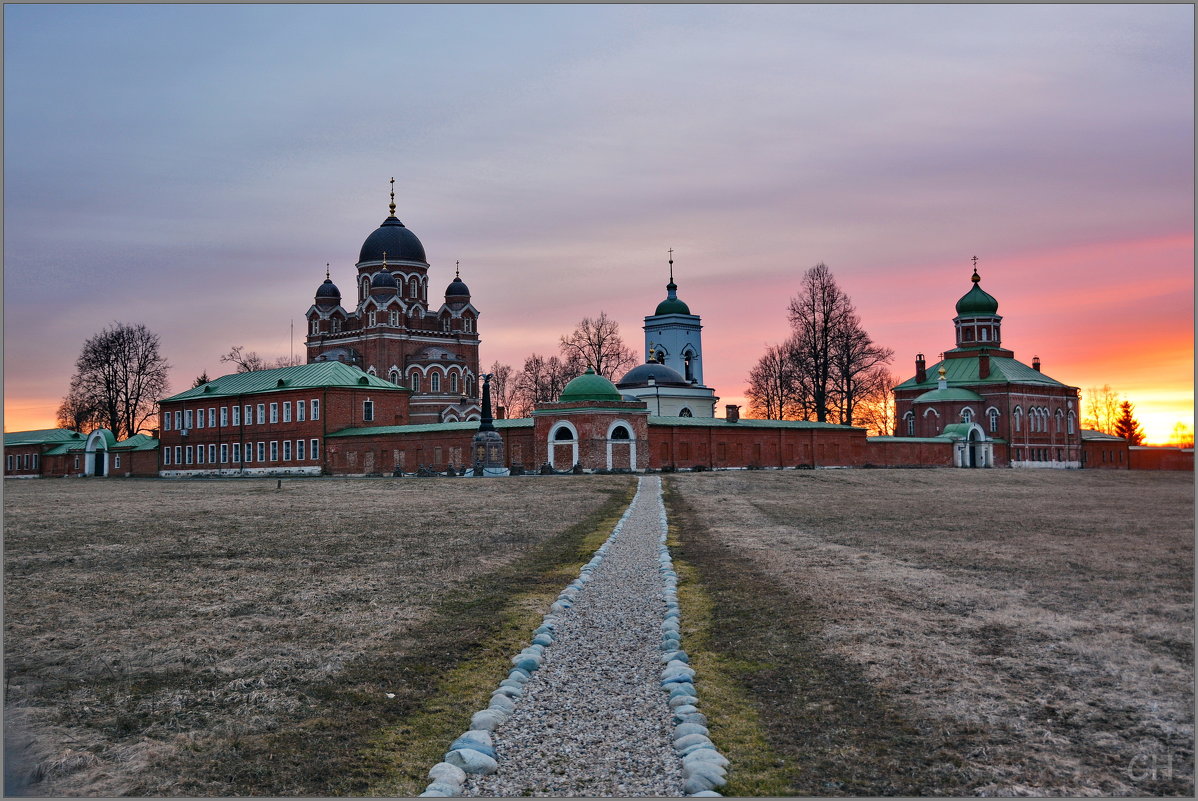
[894,267,1082,468]
[304,182,481,424]
[156,362,408,476]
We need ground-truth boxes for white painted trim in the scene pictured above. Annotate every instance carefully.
[548,421,579,469]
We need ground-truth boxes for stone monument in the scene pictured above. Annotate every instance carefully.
[471,374,508,476]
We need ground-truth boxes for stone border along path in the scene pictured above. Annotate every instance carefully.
[419,476,730,798]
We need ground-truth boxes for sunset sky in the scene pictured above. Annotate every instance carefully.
[4,4,1193,443]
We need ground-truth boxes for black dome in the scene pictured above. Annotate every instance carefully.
[359,216,427,265]
[370,270,399,292]
[616,362,689,388]
[446,277,470,298]
[315,278,341,301]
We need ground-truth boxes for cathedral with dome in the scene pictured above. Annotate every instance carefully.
[304,180,481,424]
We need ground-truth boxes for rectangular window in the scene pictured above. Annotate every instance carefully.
[23,454,30,469]
[297,401,305,422]
[113,455,120,469]
[185,409,194,429]
[311,438,320,460]
[244,442,252,463]
[6,454,12,471]
[232,405,240,426]
[175,446,182,464]
[283,401,292,423]
[208,444,217,463]
[270,403,279,423]
[311,320,319,335]
[363,400,374,422]
[257,404,266,425]
[164,448,171,466]
[209,408,216,427]
[257,442,265,462]
[311,399,320,420]
[220,407,228,426]
[195,408,204,429]
[185,445,194,465]
[74,457,80,470]
[270,441,279,461]
[245,404,253,425]
[297,439,306,461]
[220,443,229,463]
[283,440,292,461]
[233,442,241,463]
[173,410,180,429]
[163,412,172,431]
[33,454,39,470]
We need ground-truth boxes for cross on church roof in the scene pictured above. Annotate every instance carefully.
[389,177,396,217]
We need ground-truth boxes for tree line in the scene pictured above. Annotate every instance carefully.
[746,262,895,431]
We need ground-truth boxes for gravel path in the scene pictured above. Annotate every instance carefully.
[462,476,685,797]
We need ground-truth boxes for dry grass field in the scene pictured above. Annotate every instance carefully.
[667,469,1194,796]
[3,476,634,796]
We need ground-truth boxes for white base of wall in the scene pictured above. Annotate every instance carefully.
[3,474,41,479]
[160,467,322,477]
[1009,460,1081,469]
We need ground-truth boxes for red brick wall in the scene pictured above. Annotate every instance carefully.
[647,424,867,469]
[1129,447,1194,471]
[1081,439,1130,469]
[327,426,536,474]
[533,405,650,470]
[864,439,956,467]
[4,445,44,476]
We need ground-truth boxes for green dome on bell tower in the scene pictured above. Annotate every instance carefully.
[955,268,999,316]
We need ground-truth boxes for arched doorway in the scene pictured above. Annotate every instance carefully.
[606,422,635,470]
[84,429,115,477]
[549,423,578,469]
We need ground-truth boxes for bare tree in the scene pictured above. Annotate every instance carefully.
[853,368,899,436]
[829,312,894,426]
[219,345,301,373]
[55,375,102,434]
[1168,422,1194,448]
[487,361,517,418]
[510,352,584,417]
[786,263,856,422]
[1083,384,1121,434]
[559,311,637,381]
[746,340,808,420]
[64,322,170,439]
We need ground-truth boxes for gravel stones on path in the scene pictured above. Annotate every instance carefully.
[454,476,696,798]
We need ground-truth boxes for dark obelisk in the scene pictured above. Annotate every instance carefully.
[472,374,506,475]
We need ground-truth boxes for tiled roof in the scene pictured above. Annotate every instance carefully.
[160,362,404,403]
[328,418,535,437]
[649,416,861,430]
[3,428,84,446]
[896,355,1072,391]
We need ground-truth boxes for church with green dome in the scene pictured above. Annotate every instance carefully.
[892,265,1082,468]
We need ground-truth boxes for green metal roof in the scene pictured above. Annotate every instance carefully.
[896,356,1072,391]
[955,282,999,316]
[559,369,623,403]
[160,362,404,403]
[328,418,534,438]
[913,387,985,403]
[649,416,863,431]
[3,428,84,446]
[654,297,692,315]
[117,433,160,451]
[867,435,954,443]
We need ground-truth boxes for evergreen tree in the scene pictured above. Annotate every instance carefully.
[192,370,211,388]
[1113,400,1145,445]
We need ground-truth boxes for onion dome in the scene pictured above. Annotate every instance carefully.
[559,368,622,403]
[445,261,470,302]
[315,266,340,306]
[358,179,427,264]
[616,362,689,388]
[956,268,999,316]
[654,251,691,315]
[369,269,398,295]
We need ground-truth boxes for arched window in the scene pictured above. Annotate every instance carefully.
[904,411,915,436]
[389,369,399,385]
[1013,406,1022,432]
[988,408,1000,433]
[1055,409,1064,432]
[961,408,973,424]
[1068,411,1076,435]
[450,373,459,394]
[367,366,377,376]
[431,372,441,392]
[610,425,630,440]
[981,327,990,341]
[683,352,694,382]
[554,426,574,441]
[679,408,693,418]
[410,372,421,393]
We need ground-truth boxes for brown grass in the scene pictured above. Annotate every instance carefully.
[666,469,1194,796]
[3,475,634,796]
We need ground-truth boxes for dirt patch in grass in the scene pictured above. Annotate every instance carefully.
[3,475,634,796]
[667,469,1193,796]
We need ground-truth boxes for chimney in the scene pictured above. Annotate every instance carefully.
[497,405,507,420]
[978,352,990,379]
[725,404,740,423]
[1032,356,1041,372]
[915,353,926,384]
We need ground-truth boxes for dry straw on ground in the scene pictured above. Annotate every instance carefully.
[3,476,632,797]
[668,469,1193,796]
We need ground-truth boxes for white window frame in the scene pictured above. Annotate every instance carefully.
[311,399,320,420]
[283,401,292,423]
[220,407,228,426]
[410,372,421,392]
[257,442,266,462]
[233,442,241,462]
[220,443,229,463]
[174,446,182,464]
[245,404,253,425]
[297,439,305,461]
[296,401,305,422]
[270,403,279,423]
[163,412,172,431]
[283,440,292,461]
[232,405,241,426]
[209,408,216,427]
[311,438,320,460]
[257,404,266,425]
[207,444,216,463]
[185,409,194,429]
[185,445,194,465]
[431,372,441,392]
[363,400,374,422]
[163,448,171,466]
[113,454,120,469]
